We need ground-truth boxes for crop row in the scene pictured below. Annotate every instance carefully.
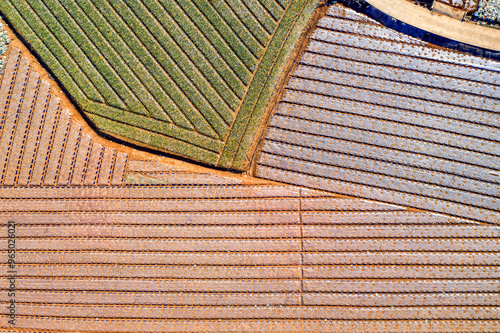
[80,0,217,133]
[144,0,246,104]
[0,50,127,186]
[131,0,241,111]
[1,1,89,106]
[220,0,319,169]
[116,0,235,132]
[88,0,228,137]
[160,0,252,89]
[7,0,238,139]
[87,113,220,165]
[207,1,264,58]
[25,0,149,114]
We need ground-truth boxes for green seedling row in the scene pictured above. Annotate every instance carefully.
[23,0,104,104]
[12,0,103,104]
[95,0,223,137]
[259,0,287,20]
[79,0,171,120]
[141,0,241,110]
[208,0,264,59]
[59,0,150,115]
[92,0,187,125]
[45,0,136,111]
[193,0,258,72]
[107,0,231,137]
[220,0,320,169]
[225,0,271,45]
[241,0,278,34]
[84,101,223,153]
[29,0,126,109]
[158,0,248,99]
[118,0,236,126]
[174,0,252,85]
[276,0,291,8]
[0,1,89,104]
[88,113,219,164]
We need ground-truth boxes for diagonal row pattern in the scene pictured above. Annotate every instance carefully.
[0,49,127,186]
[1,25,499,333]
[256,4,500,224]
[0,0,321,168]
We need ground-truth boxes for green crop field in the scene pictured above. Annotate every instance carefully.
[0,20,9,72]
[0,0,319,170]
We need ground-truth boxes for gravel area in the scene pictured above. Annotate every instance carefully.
[0,19,10,73]
[473,0,500,22]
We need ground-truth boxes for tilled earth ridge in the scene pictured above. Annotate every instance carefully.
[255,3,500,224]
[0,41,499,333]
[0,48,127,186]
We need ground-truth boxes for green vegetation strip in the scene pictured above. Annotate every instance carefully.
[209,0,264,59]
[87,113,219,164]
[141,0,242,111]
[225,0,271,45]
[12,0,103,103]
[0,1,88,104]
[218,0,320,169]
[83,101,224,153]
[193,1,258,72]
[104,0,229,137]
[59,0,150,115]
[120,0,236,126]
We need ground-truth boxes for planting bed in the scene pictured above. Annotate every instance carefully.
[256,4,500,224]
[0,27,499,333]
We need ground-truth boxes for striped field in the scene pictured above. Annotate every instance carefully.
[0,0,320,169]
[256,4,500,224]
[1,42,499,333]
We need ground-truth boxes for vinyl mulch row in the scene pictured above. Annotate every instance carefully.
[0,46,499,333]
[256,3,500,224]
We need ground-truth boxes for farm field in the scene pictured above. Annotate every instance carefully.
[256,4,500,224]
[1,4,500,331]
[1,49,499,332]
[0,0,320,170]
